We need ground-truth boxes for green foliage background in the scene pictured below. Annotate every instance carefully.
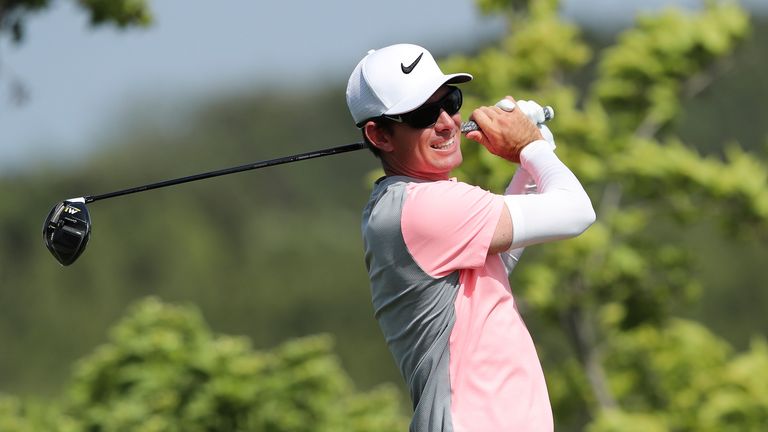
[0,298,408,431]
[1,0,768,430]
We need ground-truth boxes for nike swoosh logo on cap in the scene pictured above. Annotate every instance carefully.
[401,53,424,74]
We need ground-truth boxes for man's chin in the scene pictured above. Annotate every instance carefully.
[433,154,463,176]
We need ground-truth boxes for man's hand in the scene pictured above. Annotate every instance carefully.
[465,96,544,164]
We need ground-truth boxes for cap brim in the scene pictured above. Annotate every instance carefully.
[384,73,473,116]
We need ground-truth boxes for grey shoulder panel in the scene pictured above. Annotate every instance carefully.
[362,177,458,432]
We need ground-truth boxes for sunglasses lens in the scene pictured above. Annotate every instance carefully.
[396,87,463,128]
[444,88,462,115]
[405,106,443,128]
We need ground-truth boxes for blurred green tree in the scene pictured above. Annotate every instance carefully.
[442,0,768,429]
[0,298,408,431]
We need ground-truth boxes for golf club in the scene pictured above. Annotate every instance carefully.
[43,142,367,266]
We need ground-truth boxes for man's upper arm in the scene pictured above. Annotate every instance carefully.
[490,205,514,255]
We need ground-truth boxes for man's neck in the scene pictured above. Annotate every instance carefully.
[381,161,449,182]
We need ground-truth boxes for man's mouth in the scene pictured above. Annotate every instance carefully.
[431,138,455,150]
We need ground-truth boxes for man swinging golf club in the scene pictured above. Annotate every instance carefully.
[348,43,596,431]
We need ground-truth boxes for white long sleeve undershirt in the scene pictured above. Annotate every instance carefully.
[503,140,596,251]
[499,164,534,274]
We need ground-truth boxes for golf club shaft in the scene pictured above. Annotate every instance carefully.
[84,142,367,203]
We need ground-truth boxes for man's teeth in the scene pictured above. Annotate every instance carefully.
[432,139,454,150]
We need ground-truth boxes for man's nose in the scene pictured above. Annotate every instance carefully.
[434,110,457,132]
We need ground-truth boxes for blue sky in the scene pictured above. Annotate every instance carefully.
[1,0,765,172]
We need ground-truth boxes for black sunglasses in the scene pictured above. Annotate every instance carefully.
[382,86,463,129]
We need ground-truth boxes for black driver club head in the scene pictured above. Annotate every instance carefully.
[42,199,91,266]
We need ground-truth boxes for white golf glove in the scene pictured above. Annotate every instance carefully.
[513,99,556,151]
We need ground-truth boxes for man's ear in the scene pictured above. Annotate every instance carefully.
[364,121,395,153]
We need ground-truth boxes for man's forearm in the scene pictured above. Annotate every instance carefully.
[503,140,596,249]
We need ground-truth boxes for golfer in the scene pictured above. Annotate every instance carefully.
[347,43,595,431]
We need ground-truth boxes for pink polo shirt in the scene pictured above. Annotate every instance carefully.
[402,180,553,431]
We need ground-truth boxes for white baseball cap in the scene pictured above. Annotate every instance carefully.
[346,44,473,127]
